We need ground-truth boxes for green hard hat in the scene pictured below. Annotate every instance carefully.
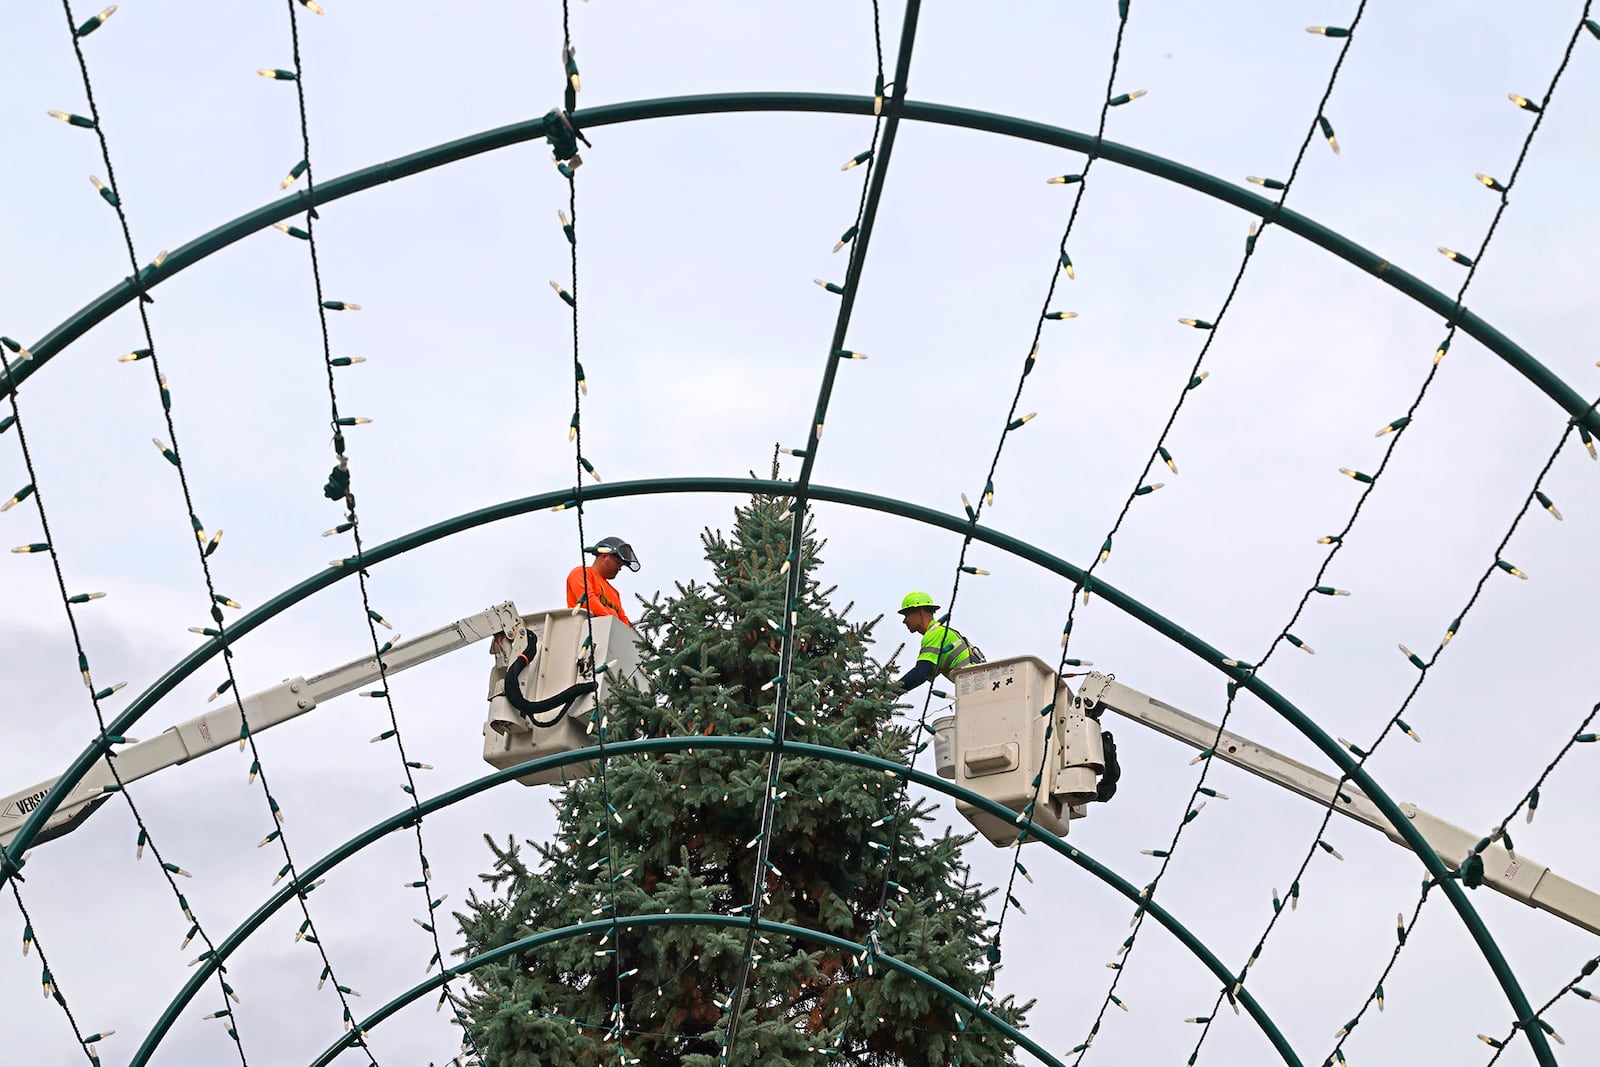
[899,591,939,614]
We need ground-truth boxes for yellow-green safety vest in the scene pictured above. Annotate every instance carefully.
[917,623,981,680]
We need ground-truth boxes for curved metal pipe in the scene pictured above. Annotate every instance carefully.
[129,736,1299,1067]
[7,477,1549,1065]
[2,93,1593,443]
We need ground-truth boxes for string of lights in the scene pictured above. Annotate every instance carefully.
[1311,393,1593,1067]
[1195,422,1581,1067]
[2,5,1595,1065]
[7,9,259,1065]
[885,7,1382,1059]
[985,14,1523,1067]
[1481,946,1600,1063]
[721,4,905,1062]
[266,1,484,1061]
[456,947,1004,1047]
[771,0,1147,1050]
[1172,10,1598,1064]
[1299,392,1596,1067]
[888,5,1141,1045]
[782,8,907,1062]
[46,1,375,1058]
[1318,688,1596,1067]
[1482,700,1600,866]
[5,879,102,1065]
[1,345,186,1066]
[544,3,635,1060]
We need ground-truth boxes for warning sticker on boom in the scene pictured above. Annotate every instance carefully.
[958,662,1015,697]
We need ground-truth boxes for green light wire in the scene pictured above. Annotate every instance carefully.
[3,16,1587,1062]
[2,93,1594,459]
[1481,942,1600,1066]
[2,480,1556,1067]
[28,4,288,1061]
[272,0,477,1058]
[862,5,1143,1056]
[1314,389,1600,1067]
[1213,9,1599,1063]
[1057,4,1383,1059]
[722,4,910,1061]
[548,3,634,1059]
[5,845,100,1062]
[785,4,905,1062]
[1,331,180,1067]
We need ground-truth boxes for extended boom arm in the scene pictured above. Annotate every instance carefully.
[1077,672,1600,938]
[0,603,522,852]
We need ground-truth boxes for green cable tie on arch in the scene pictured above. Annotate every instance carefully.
[4,477,1554,1066]
[5,94,1596,445]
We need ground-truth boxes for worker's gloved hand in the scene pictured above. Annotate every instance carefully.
[1096,730,1121,803]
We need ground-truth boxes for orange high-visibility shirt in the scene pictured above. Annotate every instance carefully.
[566,565,632,628]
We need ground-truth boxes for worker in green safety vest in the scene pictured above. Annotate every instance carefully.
[895,591,984,692]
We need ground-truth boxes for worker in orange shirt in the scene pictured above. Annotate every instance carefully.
[566,536,640,629]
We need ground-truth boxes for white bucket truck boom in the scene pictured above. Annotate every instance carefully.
[6,612,1596,939]
[930,656,1105,848]
[0,603,641,855]
[933,662,1600,938]
[481,608,641,786]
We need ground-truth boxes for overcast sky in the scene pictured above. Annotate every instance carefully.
[3,2,1599,1065]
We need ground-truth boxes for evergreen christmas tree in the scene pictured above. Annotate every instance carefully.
[455,486,1031,1065]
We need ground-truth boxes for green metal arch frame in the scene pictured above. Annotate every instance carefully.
[315,914,1052,1067]
[131,737,1299,1067]
[2,93,1595,443]
[3,477,1553,1064]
